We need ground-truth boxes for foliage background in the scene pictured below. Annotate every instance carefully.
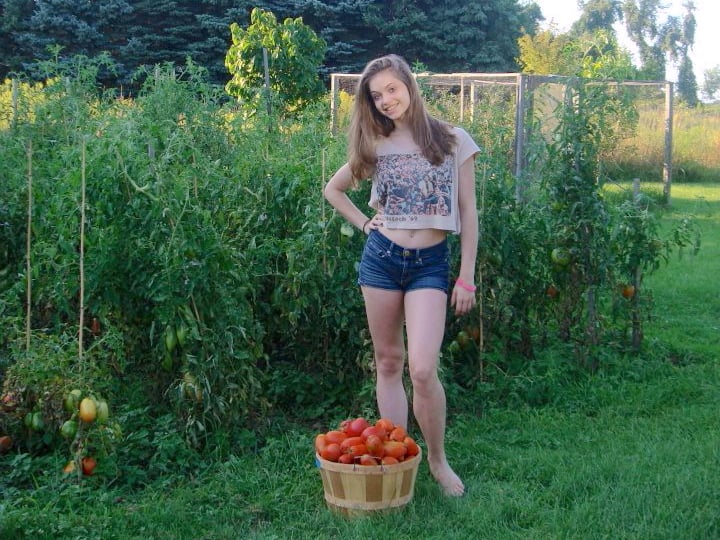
[0,0,542,90]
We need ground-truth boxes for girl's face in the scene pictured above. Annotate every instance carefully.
[368,69,411,123]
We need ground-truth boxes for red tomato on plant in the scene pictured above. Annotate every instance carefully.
[622,284,636,299]
[0,435,12,453]
[81,456,97,476]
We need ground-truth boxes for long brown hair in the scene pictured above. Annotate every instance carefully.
[348,54,456,181]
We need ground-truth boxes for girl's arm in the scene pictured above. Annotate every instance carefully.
[450,155,478,315]
[323,163,373,233]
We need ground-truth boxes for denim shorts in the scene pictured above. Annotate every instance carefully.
[357,230,450,293]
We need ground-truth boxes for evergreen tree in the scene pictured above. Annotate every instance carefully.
[1,0,543,88]
[278,0,384,75]
[364,0,539,73]
[0,0,35,79]
[18,0,132,63]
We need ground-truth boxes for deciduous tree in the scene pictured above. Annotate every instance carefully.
[224,7,326,116]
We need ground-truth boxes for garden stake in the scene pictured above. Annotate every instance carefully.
[25,139,32,354]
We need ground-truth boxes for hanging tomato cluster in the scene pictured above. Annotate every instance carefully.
[314,417,420,466]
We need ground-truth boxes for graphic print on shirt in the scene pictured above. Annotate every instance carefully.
[374,153,454,225]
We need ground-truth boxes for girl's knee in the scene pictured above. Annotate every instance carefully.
[409,363,439,390]
[375,347,404,377]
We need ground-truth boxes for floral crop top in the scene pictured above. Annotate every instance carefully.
[369,127,480,234]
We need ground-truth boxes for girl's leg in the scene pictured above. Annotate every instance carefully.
[404,288,464,496]
[361,286,408,428]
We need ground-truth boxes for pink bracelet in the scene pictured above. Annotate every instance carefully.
[455,278,476,292]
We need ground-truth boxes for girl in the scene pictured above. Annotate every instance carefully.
[323,54,479,496]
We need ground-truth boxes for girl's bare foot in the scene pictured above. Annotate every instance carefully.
[429,460,465,497]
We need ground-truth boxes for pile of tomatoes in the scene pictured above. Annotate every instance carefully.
[315,417,420,466]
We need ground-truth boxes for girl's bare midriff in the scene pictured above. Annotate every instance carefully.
[378,227,448,249]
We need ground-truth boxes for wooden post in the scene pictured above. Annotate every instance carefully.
[663,81,673,205]
[79,136,87,366]
[459,75,465,123]
[25,140,32,353]
[11,78,19,127]
[263,47,272,119]
[330,74,338,135]
[514,74,530,202]
[470,82,476,124]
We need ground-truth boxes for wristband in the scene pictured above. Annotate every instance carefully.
[362,218,371,234]
[455,277,476,292]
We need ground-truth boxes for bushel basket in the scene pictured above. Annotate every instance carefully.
[315,449,421,517]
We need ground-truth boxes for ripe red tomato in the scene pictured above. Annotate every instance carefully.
[383,441,407,460]
[320,443,342,462]
[622,284,636,299]
[361,425,386,441]
[381,456,399,465]
[315,433,328,453]
[345,443,368,459]
[324,430,347,445]
[338,453,354,465]
[0,435,12,453]
[359,454,378,466]
[340,436,364,451]
[389,426,407,442]
[348,417,370,437]
[81,456,97,476]
[365,434,385,458]
[375,418,395,434]
[404,437,420,457]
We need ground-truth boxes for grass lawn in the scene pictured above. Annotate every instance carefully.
[3,183,719,539]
